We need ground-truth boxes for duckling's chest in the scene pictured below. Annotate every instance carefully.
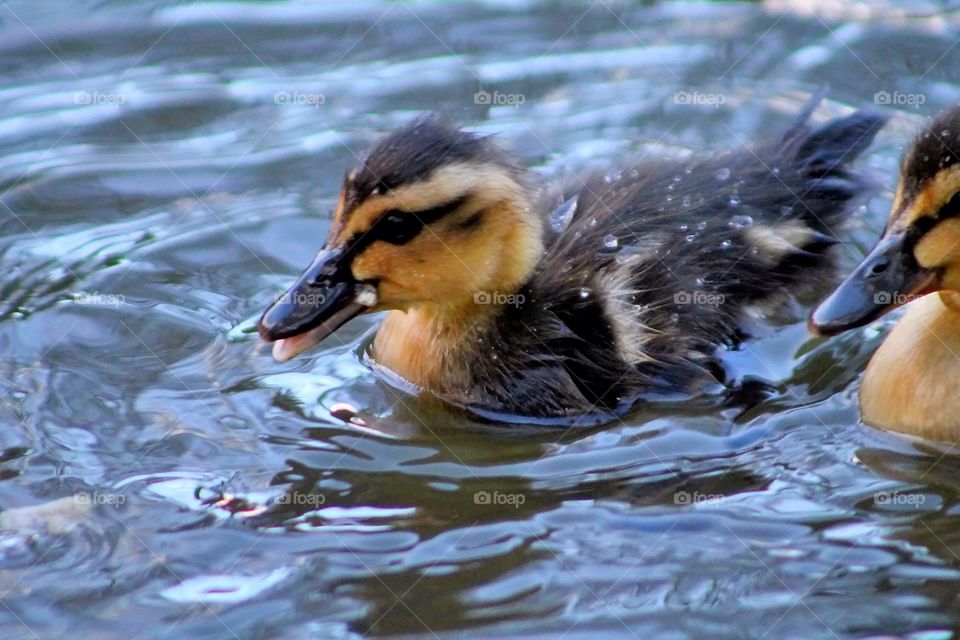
[860,294,960,439]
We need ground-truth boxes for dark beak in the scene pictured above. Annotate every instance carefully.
[258,247,377,362]
[809,231,939,336]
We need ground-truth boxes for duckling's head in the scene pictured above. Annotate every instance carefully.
[811,106,960,335]
[258,117,542,361]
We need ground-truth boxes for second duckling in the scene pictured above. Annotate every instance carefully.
[812,105,960,439]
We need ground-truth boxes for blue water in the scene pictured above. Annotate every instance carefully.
[2,1,960,638]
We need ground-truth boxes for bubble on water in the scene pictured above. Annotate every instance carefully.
[673,175,682,183]
[715,167,731,181]
[602,234,618,249]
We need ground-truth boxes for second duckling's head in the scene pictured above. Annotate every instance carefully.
[259,117,542,361]
[811,107,960,335]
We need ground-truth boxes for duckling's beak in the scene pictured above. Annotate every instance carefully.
[258,247,378,362]
[809,231,939,336]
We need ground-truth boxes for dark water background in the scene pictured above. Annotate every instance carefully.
[3,1,960,638]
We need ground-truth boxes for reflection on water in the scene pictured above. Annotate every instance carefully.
[2,0,960,638]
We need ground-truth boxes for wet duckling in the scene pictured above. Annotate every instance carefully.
[812,106,960,439]
[260,102,884,425]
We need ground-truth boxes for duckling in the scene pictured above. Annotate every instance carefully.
[811,105,960,439]
[259,100,885,425]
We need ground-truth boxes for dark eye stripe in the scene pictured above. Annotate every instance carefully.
[939,191,960,219]
[406,194,470,225]
[343,195,470,259]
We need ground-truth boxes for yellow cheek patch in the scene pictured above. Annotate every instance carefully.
[914,218,960,269]
[350,242,391,281]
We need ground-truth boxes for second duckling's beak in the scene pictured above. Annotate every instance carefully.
[258,247,378,362]
[809,231,939,336]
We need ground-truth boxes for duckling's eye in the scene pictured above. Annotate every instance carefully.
[867,258,890,277]
[370,195,469,245]
[375,211,422,245]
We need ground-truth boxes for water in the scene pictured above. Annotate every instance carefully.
[2,1,960,638]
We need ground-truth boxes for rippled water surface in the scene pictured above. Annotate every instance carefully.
[5,1,960,638]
